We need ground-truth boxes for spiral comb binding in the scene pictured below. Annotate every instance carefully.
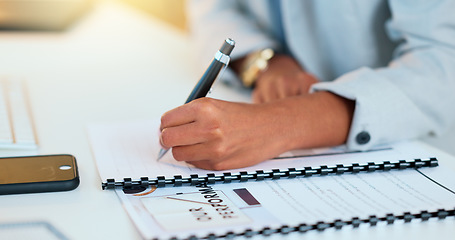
[103,158,438,190]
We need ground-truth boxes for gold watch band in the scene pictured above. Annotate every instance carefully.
[240,48,275,87]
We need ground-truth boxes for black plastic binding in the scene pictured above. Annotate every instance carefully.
[320,165,330,175]
[158,208,455,240]
[243,229,254,238]
[271,169,281,179]
[261,227,275,236]
[174,175,182,187]
[351,217,362,228]
[140,177,149,187]
[297,223,311,232]
[336,164,346,174]
[333,219,345,229]
[190,174,200,186]
[351,163,361,173]
[368,215,379,226]
[385,213,396,224]
[123,178,132,189]
[316,221,330,231]
[224,231,235,239]
[253,170,262,181]
[420,211,431,221]
[403,212,414,222]
[239,172,249,182]
[101,157,439,190]
[437,209,449,219]
[287,168,298,178]
[280,225,293,235]
[383,161,393,170]
[206,234,216,240]
[207,173,216,184]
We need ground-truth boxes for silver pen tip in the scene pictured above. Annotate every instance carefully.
[157,148,168,161]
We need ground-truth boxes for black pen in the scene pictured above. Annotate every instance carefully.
[157,38,235,161]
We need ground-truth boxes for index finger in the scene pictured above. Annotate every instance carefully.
[160,103,197,130]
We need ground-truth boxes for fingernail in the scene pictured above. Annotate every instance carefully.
[159,129,167,148]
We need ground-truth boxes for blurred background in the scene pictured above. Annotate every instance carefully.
[122,0,186,31]
[0,0,454,157]
[0,0,186,31]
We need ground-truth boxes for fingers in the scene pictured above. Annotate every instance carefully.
[189,153,256,171]
[158,98,292,171]
[160,98,218,146]
[160,121,206,148]
[159,103,199,149]
[253,72,318,103]
[183,147,279,171]
[276,77,300,99]
[171,140,226,162]
[160,97,225,149]
[160,103,197,131]
[173,147,251,171]
[253,79,278,103]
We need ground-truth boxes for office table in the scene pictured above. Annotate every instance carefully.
[0,1,454,239]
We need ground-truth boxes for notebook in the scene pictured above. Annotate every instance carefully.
[87,119,454,239]
[115,163,455,239]
[87,119,437,190]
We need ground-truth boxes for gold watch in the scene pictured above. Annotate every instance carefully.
[240,48,275,87]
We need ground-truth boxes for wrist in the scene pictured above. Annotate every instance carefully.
[238,48,275,88]
[267,92,355,151]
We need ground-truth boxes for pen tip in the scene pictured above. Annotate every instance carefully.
[157,148,167,161]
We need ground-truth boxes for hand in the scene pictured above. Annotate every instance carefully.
[159,98,289,170]
[159,92,355,170]
[252,55,318,103]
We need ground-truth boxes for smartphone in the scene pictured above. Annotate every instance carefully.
[0,154,79,195]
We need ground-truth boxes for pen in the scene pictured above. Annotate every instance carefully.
[157,38,235,161]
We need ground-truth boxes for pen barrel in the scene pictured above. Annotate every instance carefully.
[220,38,235,55]
[185,59,225,103]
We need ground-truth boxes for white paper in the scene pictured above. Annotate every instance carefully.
[141,190,251,231]
[87,119,434,183]
[116,167,455,239]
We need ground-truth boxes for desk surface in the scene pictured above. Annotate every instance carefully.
[0,1,454,239]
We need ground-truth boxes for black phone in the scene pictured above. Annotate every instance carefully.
[0,154,79,195]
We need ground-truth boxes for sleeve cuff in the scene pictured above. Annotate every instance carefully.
[310,67,436,151]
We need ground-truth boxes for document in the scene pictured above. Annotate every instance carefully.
[88,119,454,239]
[116,166,455,239]
[87,119,434,187]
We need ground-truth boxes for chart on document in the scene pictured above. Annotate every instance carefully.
[116,166,455,239]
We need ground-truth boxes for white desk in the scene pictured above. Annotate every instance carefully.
[0,1,454,239]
